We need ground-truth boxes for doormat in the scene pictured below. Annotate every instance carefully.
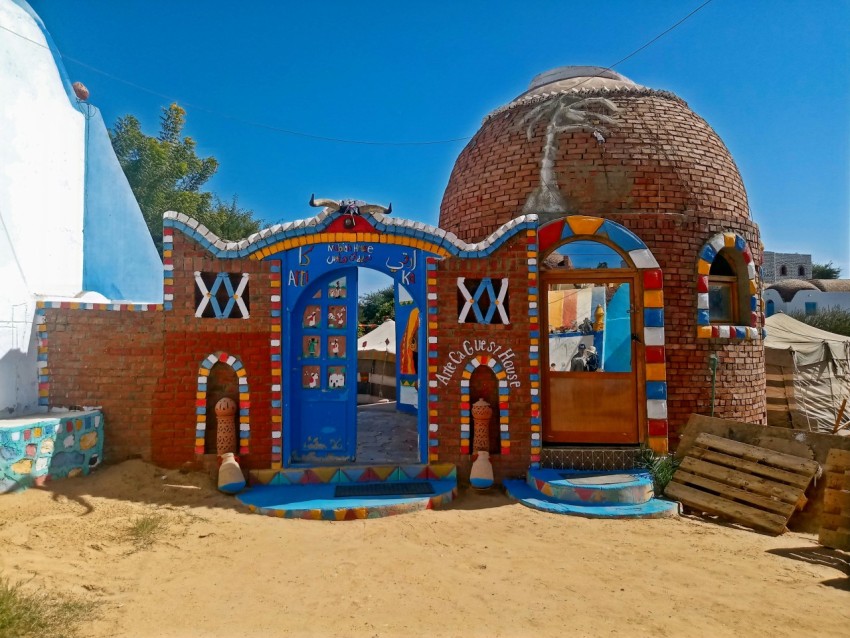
[335,481,435,498]
[560,472,637,485]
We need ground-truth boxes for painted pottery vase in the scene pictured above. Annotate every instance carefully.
[471,398,492,452]
[218,452,245,494]
[215,397,237,455]
[470,450,494,489]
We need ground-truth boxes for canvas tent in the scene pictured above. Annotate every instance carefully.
[765,313,850,433]
[357,320,396,400]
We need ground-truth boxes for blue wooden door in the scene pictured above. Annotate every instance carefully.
[291,269,358,463]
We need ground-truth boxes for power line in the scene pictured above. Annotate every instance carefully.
[0,1,714,146]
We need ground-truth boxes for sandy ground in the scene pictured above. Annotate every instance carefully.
[1,461,849,638]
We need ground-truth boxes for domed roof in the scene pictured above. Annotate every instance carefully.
[439,65,752,244]
[767,279,820,302]
[519,66,642,98]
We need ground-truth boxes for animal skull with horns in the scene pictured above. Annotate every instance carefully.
[309,194,392,216]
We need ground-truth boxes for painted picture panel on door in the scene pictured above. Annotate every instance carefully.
[328,277,347,299]
[303,305,321,329]
[328,336,346,358]
[303,336,320,359]
[302,366,321,389]
[328,306,347,329]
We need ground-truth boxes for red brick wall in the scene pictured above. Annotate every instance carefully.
[45,230,276,470]
[431,233,534,481]
[45,310,163,462]
[438,91,766,446]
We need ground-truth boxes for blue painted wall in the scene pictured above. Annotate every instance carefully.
[14,0,162,303]
[81,107,163,301]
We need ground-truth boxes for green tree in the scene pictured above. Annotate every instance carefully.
[110,103,260,253]
[358,286,394,336]
[812,261,841,279]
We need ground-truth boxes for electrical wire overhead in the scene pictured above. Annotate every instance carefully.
[0,0,714,146]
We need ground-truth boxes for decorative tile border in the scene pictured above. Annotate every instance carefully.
[163,228,174,311]
[527,228,542,468]
[243,464,457,520]
[196,352,250,456]
[163,210,539,261]
[270,264,283,469]
[426,257,440,462]
[248,462,457,485]
[460,357,510,456]
[695,232,762,340]
[537,216,668,454]
[34,301,165,408]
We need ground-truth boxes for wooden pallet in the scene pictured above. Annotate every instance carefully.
[667,432,820,535]
[819,449,850,550]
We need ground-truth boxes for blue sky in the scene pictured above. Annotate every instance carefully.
[30,0,850,278]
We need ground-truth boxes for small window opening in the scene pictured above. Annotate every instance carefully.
[779,265,788,276]
[798,265,806,277]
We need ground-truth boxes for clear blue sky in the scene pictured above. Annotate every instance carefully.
[30,0,850,277]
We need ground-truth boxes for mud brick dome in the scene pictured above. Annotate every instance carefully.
[440,66,766,444]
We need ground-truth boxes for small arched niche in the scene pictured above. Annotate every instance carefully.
[205,362,239,454]
[469,365,502,455]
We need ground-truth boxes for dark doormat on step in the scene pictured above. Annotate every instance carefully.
[335,481,435,498]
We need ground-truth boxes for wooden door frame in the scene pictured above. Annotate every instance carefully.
[540,267,647,446]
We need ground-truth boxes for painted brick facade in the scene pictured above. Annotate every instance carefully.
[439,87,766,446]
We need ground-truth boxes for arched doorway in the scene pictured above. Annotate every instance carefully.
[541,237,642,444]
[286,263,428,466]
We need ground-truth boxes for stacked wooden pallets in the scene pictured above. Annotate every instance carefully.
[819,449,850,550]
[667,433,820,535]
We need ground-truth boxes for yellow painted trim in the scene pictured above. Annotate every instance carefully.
[646,363,667,381]
[644,290,664,307]
[648,436,668,454]
[696,326,713,338]
[566,216,605,236]
[723,233,737,247]
[697,259,711,275]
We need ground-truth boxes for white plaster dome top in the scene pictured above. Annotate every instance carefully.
[518,65,643,99]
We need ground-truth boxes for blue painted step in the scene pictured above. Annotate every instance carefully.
[526,468,654,505]
[505,478,679,519]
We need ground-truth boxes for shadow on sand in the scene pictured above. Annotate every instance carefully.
[767,546,850,591]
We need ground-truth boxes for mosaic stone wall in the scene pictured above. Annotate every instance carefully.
[0,410,103,492]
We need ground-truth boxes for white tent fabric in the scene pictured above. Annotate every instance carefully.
[358,320,396,356]
[765,313,850,433]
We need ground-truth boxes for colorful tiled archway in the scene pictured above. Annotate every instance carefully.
[695,232,761,339]
[196,352,250,455]
[537,215,668,453]
[460,356,510,456]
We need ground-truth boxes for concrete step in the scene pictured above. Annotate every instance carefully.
[526,468,654,505]
[239,463,457,520]
[505,479,679,519]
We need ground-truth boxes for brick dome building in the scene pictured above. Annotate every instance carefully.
[440,66,766,447]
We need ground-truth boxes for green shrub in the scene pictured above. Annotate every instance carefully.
[788,307,850,337]
[636,446,681,495]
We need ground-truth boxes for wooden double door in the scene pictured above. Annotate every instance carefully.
[542,272,643,444]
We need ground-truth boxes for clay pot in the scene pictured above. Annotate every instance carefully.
[218,453,245,494]
[72,81,89,101]
[471,398,492,452]
[470,451,494,489]
[215,397,237,455]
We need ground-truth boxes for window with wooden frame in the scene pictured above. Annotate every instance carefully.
[708,250,745,324]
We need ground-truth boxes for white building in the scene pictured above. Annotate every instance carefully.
[764,279,850,317]
[1,0,162,415]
